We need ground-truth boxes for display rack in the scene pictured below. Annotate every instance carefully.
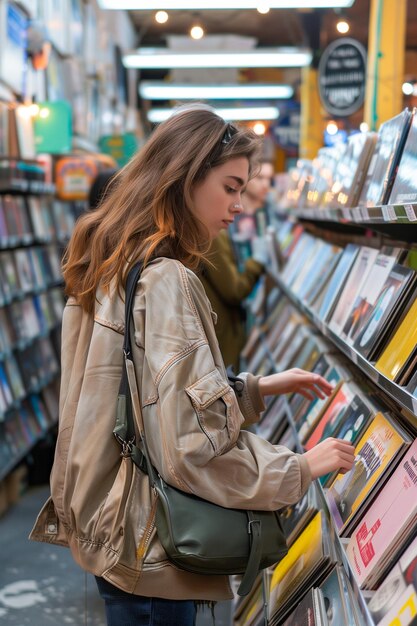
[279,398,375,626]
[0,161,73,481]
[253,207,417,626]
[268,268,417,422]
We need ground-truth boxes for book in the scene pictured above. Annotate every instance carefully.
[280,587,326,626]
[304,382,356,451]
[4,354,25,402]
[268,510,335,625]
[278,483,320,547]
[297,362,352,444]
[234,577,264,626]
[342,247,403,345]
[328,246,379,334]
[303,246,343,308]
[319,564,361,626]
[256,395,288,444]
[331,131,378,209]
[346,439,417,590]
[14,249,35,293]
[353,264,417,360]
[389,111,417,204]
[0,251,20,299]
[281,233,316,287]
[319,392,375,487]
[358,109,412,208]
[316,244,359,322]
[326,411,411,536]
[367,534,417,625]
[375,295,417,384]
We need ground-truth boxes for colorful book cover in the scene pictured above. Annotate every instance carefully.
[317,244,359,322]
[269,512,324,619]
[353,264,416,360]
[278,484,319,547]
[297,372,344,444]
[326,412,410,535]
[358,109,412,207]
[319,565,354,626]
[375,296,417,383]
[319,393,374,487]
[304,383,355,451]
[342,247,402,345]
[371,536,417,625]
[346,439,417,590]
[328,246,379,334]
[280,587,320,626]
[332,131,377,209]
[388,112,417,204]
[304,246,342,308]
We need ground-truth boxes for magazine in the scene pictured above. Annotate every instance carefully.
[353,264,416,360]
[326,412,411,536]
[346,439,417,590]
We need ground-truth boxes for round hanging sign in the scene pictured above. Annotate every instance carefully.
[318,37,367,117]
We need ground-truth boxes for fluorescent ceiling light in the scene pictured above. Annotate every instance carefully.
[148,106,280,123]
[139,82,294,100]
[99,0,354,9]
[124,48,312,69]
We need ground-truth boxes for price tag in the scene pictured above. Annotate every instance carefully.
[342,208,351,221]
[361,207,370,220]
[405,204,417,222]
[352,207,362,222]
[381,205,397,221]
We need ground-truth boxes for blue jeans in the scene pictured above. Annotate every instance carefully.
[95,577,196,626]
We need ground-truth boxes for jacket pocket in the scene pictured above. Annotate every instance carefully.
[185,369,243,455]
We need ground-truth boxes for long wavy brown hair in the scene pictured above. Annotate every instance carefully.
[63,106,261,313]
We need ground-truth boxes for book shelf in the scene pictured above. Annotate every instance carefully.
[268,268,417,422]
[249,207,417,626]
[280,400,376,626]
[0,161,76,482]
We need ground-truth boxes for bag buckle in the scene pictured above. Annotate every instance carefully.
[121,437,135,458]
[247,519,260,534]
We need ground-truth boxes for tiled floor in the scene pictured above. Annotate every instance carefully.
[0,485,233,625]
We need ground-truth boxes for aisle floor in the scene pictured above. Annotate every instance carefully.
[0,485,233,625]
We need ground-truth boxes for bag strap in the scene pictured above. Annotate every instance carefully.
[238,512,262,597]
[113,261,159,487]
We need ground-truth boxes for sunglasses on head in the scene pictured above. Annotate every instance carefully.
[221,123,238,144]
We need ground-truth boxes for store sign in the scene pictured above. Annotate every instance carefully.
[270,103,300,155]
[318,38,366,117]
[99,133,138,167]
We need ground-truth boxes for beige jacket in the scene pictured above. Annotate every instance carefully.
[30,258,311,601]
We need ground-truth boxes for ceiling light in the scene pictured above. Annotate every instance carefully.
[402,82,415,96]
[148,106,280,123]
[155,10,169,23]
[336,19,350,33]
[124,48,312,69]
[326,121,338,135]
[139,82,294,99]
[99,0,355,9]
[257,5,270,13]
[359,122,369,133]
[253,122,267,135]
[190,24,204,39]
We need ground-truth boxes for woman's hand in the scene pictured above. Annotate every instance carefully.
[258,368,334,401]
[303,438,355,480]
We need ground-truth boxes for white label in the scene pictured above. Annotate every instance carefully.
[361,207,370,220]
[352,207,362,222]
[342,208,351,221]
[381,205,397,221]
[405,204,417,222]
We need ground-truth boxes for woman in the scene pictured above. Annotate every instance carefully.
[30,106,354,626]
